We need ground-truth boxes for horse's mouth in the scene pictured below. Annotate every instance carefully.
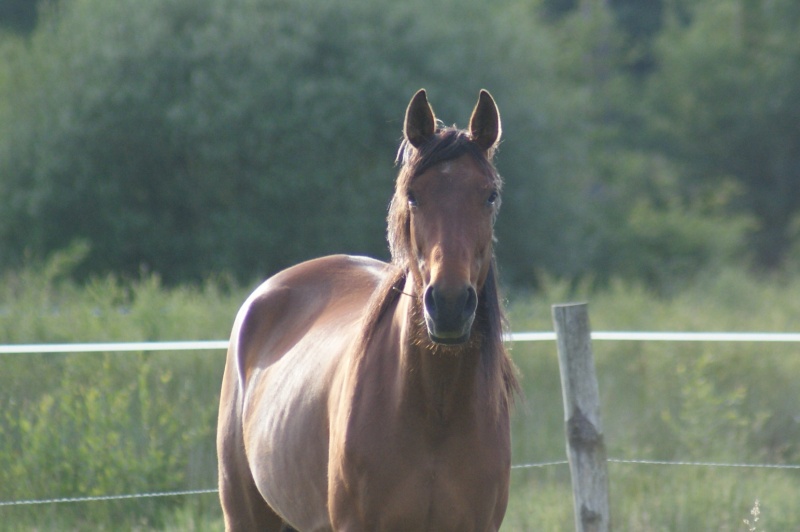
[428,332,471,345]
[424,314,475,346]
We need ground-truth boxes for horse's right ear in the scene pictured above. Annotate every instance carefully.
[404,89,436,148]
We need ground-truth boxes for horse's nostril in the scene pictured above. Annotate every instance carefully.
[424,285,438,319]
[424,285,477,323]
[463,286,478,319]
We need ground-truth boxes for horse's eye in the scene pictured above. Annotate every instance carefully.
[487,191,499,205]
[407,191,418,207]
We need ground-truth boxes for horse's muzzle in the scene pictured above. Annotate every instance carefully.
[423,284,478,345]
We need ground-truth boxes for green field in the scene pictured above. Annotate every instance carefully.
[2,259,799,530]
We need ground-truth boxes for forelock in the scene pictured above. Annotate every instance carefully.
[388,127,501,267]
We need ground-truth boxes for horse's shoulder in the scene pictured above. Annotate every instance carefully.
[232,255,389,388]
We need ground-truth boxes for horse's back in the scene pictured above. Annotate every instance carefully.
[218,254,387,531]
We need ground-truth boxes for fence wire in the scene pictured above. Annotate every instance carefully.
[3,333,800,509]
[607,458,800,469]
[511,458,800,471]
[5,330,800,355]
[0,489,218,507]
[4,458,799,507]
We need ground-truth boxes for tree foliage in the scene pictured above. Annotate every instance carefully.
[0,0,795,287]
[646,0,800,270]
[0,0,599,285]
[0,0,40,33]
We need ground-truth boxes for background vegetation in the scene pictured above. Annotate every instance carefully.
[2,0,800,529]
[3,0,799,288]
[2,255,800,530]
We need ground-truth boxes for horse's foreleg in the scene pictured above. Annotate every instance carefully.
[218,359,285,531]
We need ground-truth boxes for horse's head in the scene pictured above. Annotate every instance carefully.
[389,89,502,345]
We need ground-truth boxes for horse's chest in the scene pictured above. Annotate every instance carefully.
[329,419,507,531]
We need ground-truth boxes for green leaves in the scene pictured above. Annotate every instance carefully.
[0,262,242,527]
[0,0,594,286]
[0,352,201,525]
[2,0,798,287]
[646,0,800,270]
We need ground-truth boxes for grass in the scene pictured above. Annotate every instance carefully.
[2,257,800,530]
[503,268,800,530]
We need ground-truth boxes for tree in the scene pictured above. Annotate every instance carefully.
[0,0,40,33]
[647,0,800,270]
[0,0,593,285]
[3,0,742,288]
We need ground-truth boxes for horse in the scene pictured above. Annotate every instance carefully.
[217,89,519,531]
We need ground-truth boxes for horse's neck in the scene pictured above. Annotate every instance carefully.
[394,277,484,427]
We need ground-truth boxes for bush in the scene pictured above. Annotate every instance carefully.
[0,251,243,528]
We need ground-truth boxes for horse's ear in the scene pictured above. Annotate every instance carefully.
[404,89,436,148]
[469,89,501,153]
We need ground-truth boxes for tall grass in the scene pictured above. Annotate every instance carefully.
[0,248,244,529]
[2,256,800,529]
[505,268,800,530]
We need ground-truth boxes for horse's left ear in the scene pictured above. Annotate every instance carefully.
[469,90,502,153]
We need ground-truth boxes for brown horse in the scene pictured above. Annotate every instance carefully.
[217,89,519,531]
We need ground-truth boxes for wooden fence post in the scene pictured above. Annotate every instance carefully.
[552,303,611,532]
